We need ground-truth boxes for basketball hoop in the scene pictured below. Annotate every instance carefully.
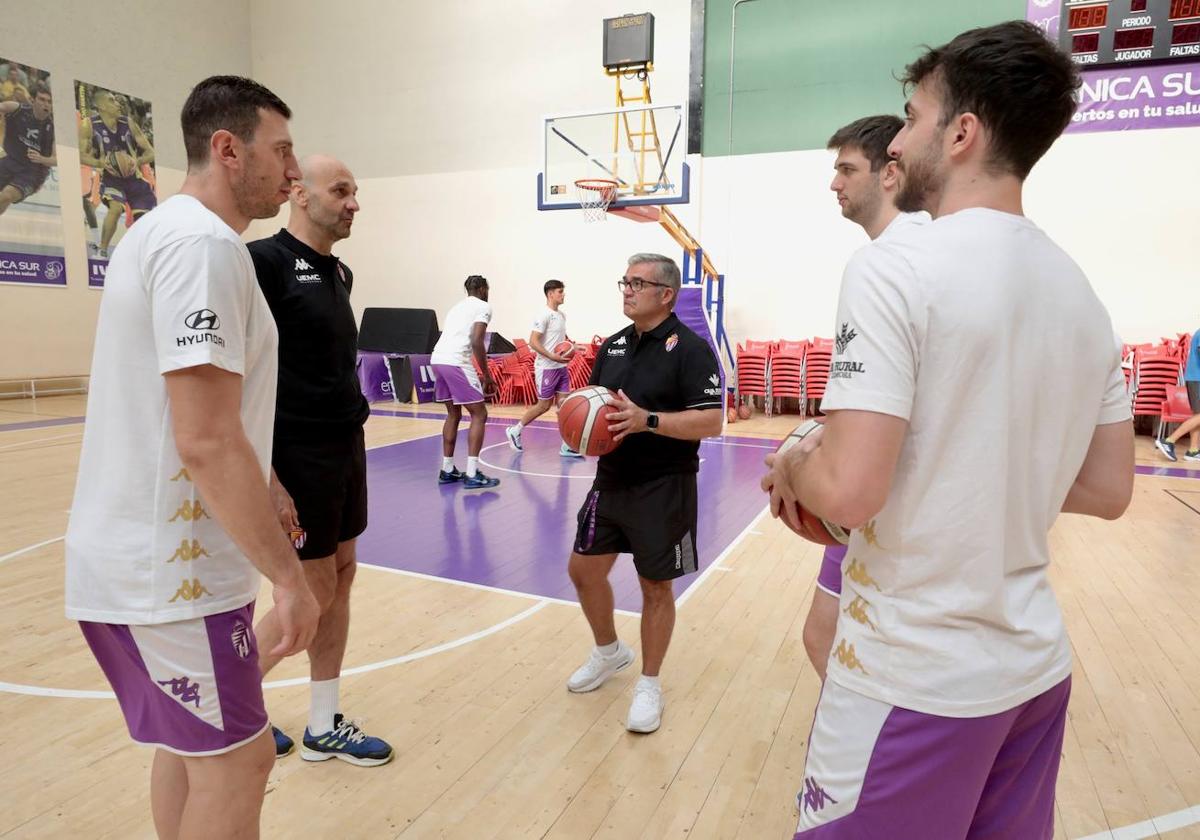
[574,179,619,222]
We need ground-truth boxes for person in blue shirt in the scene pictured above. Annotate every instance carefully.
[1156,330,1200,461]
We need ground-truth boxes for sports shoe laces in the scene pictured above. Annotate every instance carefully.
[330,717,369,744]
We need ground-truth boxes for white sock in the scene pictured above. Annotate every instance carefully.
[442,457,454,472]
[597,640,620,657]
[467,456,479,477]
[636,674,661,691]
[515,421,525,432]
[309,678,339,735]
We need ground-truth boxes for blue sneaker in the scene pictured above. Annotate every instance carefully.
[1155,439,1178,462]
[300,714,394,767]
[438,466,466,485]
[560,443,584,458]
[462,470,500,489]
[272,725,294,758]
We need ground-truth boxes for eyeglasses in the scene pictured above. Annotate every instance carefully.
[617,278,668,293]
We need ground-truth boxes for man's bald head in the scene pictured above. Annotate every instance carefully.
[289,154,359,245]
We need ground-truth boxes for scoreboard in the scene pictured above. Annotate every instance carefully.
[1060,0,1200,66]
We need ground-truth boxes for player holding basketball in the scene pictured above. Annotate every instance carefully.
[431,274,501,489]
[79,87,157,257]
[0,82,55,217]
[765,23,1133,837]
[505,279,582,457]
[565,253,723,733]
[802,115,930,682]
[65,76,319,839]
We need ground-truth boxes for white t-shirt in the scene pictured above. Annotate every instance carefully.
[430,296,492,366]
[531,306,568,370]
[821,207,1130,718]
[65,194,278,625]
[877,210,931,243]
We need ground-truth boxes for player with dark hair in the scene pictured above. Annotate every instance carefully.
[506,278,582,456]
[431,275,501,488]
[767,23,1132,837]
[0,82,55,217]
[79,87,157,256]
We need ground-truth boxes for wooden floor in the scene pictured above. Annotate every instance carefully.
[2,394,1199,839]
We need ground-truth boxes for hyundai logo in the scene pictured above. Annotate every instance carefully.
[184,309,220,330]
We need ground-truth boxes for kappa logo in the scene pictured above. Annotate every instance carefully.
[184,309,220,331]
[835,322,857,354]
[294,258,313,271]
[709,374,720,386]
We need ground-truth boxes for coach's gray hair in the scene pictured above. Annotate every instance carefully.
[628,253,681,308]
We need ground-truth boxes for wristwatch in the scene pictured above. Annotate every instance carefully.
[646,412,659,431]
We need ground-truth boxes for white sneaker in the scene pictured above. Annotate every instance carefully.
[626,678,664,733]
[505,424,523,452]
[560,442,583,458]
[566,641,634,693]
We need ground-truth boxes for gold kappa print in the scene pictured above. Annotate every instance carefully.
[833,640,869,674]
[167,539,210,563]
[843,596,878,631]
[168,578,213,603]
[168,500,210,522]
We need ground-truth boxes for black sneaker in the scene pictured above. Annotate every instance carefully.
[462,470,500,489]
[272,725,294,758]
[438,467,466,485]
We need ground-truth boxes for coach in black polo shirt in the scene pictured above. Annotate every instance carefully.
[565,252,723,734]
[248,155,392,766]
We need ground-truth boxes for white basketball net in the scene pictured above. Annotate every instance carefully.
[574,179,618,222]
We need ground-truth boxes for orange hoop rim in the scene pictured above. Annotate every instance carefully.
[574,178,619,194]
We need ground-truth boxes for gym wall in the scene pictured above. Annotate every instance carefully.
[0,0,251,380]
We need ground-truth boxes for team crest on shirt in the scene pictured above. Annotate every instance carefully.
[835,322,857,354]
[665,333,679,353]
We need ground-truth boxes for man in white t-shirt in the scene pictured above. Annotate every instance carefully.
[802,115,930,684]
[505,278,582,457]
[65,76,319,838]
[430,274,500,489]
[764,23,1134,839]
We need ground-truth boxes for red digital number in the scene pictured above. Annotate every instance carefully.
[1170,0,1200,20]
[1069,4,1109,29]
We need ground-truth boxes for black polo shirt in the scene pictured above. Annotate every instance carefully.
[248,229,369,440]
[589,312,722,488]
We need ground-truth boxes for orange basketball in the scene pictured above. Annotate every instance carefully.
[558,386,620,456]
[737,403,752,420]
[771,419,850,546]
[554,340,576,359]
[112,151,137,177]
[727,407,738,423]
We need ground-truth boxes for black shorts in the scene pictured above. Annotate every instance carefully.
[1189,381,1200,414]
[273,428,367,560]
[573,472,699,581]
[0,157,47,201]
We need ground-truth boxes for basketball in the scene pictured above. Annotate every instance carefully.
[737,403,752,420]
[772,419,850,546]
[558,386,620,456]
[554,339,576,359]
[111,151,137,177]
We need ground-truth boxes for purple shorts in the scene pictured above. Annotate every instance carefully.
[536,366,570,400]
[432,363,485,405]
[816,545,847,597]
[79,601,269,756]
[796,676,1071,839]
[100,173,157,214]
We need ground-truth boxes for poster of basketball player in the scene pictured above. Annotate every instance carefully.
[0,57,65,286]
[75,80,157,288]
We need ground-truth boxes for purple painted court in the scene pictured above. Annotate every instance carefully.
[358,416,772,612]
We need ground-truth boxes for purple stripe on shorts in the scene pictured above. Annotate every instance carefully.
[80,602,268,755]
[817,545,847,596]
[432,364,485,405]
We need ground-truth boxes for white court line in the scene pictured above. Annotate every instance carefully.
[0,535,64,564]
[675,506,769,610]
[1074,804,1200,839]
[362,562,640,618]
[477,442,596,480]
[0,432,82,452]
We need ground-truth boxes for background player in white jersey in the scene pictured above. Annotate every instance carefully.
[803,114,929,683]
[64,76,319,839]
[505,278,581,457]
[764,22,1133,838]
[431,274,500,489]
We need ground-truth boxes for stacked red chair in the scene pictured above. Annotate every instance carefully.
[769,340,806,413]
[805,338,834,413]
[736,342,770,413]
[1131,346,1182,422]
[1158,384,1193,444]
[497,353,536,404]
